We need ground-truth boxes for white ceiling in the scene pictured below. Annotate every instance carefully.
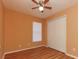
[2,0,77,18]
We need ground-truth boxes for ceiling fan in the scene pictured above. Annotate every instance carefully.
[32,0,52,13]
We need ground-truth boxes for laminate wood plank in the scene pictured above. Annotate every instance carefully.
[5,47,74,59]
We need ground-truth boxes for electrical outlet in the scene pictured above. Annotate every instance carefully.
[70,48,75,55]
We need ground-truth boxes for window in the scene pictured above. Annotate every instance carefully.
[33,22,42,42]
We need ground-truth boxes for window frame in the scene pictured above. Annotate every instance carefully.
[32,22,42,42]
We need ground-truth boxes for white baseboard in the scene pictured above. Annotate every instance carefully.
[2,46,77,59]
[2,45,46,59]
[47,46,78,59]
[65,53,78,59]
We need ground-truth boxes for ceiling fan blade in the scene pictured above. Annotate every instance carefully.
[32,0,38,4]
[32,7,39,9]
[44,0,49,4]
[44,6,52,9]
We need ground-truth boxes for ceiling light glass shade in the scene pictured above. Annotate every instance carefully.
[39,6,44,11]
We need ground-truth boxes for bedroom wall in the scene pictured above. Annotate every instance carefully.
[4,8,47,52]
[0,0,4,59]
[46,4,78,57]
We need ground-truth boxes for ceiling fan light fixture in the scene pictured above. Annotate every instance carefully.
[39,6,44,11]
[32,0,52,13]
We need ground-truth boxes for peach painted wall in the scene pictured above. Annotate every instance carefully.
[0,0,4,59]
[66,4,78,57]
[4,9,47,52]
[46,4,78,57]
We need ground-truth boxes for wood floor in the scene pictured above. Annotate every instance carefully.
[5,47,74,59]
